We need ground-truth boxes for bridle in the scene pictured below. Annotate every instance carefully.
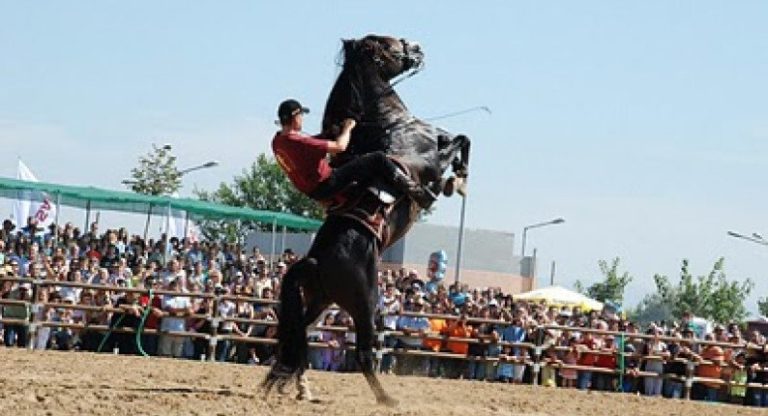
[371,38,424,88]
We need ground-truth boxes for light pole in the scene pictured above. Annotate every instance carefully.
[179,160,219,176]
[122,158,219,241]
[121,160,219,187]
[727,230,768,247]
[521,217,565,258]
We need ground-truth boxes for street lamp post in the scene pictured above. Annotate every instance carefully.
[179,160,219,176]
[521,217,565,258]
[122,158,219,241]
[727,230,768,247]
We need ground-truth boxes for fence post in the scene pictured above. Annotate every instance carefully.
[26,279,42,350]
[375,330,386,373]
[531,326,544,386]
[208,295,219,362]
[617,331,626,392]
[684,360,696,400]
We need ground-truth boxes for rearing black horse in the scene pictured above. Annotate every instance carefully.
[263,35,470,405]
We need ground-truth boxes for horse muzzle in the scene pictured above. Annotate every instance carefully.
[401,39,424,70]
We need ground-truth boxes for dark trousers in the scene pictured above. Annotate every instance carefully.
[140,334,159,356]
[3,324,28,347]
[309,152,399,201]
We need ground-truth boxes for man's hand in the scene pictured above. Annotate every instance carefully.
[327,119,356,154]
[342,118,357,132]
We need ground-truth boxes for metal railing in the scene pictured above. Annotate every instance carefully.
[1,276,767,403]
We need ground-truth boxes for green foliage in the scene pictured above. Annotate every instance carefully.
[626,293,674,325]
[575,257,633,305]
[126,144,181,196]
[758,297,768,317]
[653,258,753,324]
[195,154,323,242]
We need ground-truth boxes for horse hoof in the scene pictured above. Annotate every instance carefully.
[378,395,398,408]
[455,177,468,197]
[296,391,313,401]
[442,177,455,197]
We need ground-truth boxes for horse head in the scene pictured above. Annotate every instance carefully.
[341,35,424,82]
[324,34,470,202]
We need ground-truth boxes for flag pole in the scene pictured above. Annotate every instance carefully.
[84,201,91,232]
[53,192,61,244]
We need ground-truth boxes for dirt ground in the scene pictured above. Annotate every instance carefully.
[0,348,764,416]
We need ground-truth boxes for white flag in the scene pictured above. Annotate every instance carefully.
[12,160,57,228]
[161,207,198,241]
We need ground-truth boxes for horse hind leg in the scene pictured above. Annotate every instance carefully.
[295,287,330,402]
[351,308,397,407]
[262,257,319,397]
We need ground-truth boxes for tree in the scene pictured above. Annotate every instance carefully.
[575,257,633,306]
[653,258,753,324]
[195,153,323,242]
[758,297,768,317]
[125,144,181,196]
[626,293,674,325]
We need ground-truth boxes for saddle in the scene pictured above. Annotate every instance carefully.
[323,159,416,248]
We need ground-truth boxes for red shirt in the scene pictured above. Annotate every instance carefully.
[578,338,599,366]
[272,131,332,194]
[138,295,163,330]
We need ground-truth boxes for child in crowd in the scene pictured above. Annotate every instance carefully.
[729,352,748,405]
[541,345,560,387]
[560,337,579,388]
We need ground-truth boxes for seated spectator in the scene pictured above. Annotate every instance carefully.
[423,302,448,377]
[2,282,32,347]
[642,330,668,396]
[394,298,430,376]
[729,352,748,405]
[560,337,579,388]
[498,316,527,384]
[443,314,473,379]
[540,345,560,387]
[106,289,142,354]
[576,331,599,390]
[745,337,768,407]
[215,285,236,362]
[158,279,192,358]
[467,306,499,381]
[137,277,164,356]
[695,334,725,402]
[594,334,618,391]
[663,333,691,399]
[318,312,344,371]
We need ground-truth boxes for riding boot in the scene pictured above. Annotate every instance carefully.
[392,172,433,209]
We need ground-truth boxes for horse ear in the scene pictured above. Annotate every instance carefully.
[342,39,356,55]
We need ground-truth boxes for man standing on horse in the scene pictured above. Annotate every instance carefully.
[271,99,431,208]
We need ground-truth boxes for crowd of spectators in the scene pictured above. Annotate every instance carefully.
[1,216,768,408]
[372,267,768,407]
[0,216,288,363]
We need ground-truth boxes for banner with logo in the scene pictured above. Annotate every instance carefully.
[12,160,57,228]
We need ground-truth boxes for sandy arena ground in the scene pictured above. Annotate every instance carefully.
[0,348,764,416]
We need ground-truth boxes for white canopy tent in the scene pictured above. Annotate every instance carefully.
[514,285,603,311]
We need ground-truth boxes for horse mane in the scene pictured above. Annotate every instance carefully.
[322,40,367,135]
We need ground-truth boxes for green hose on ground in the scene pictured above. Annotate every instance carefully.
[134,289,154,357]
[96,314,125,353]
[96,289,153,356]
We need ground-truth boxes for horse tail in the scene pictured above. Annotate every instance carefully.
[275,257,318,372]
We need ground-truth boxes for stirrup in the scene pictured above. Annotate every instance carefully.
[368,186,396,204]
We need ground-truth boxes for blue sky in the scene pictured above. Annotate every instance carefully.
[2,1,767,311]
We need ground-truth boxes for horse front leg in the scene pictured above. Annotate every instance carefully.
[354,313,397,407]
[438,134,471,197]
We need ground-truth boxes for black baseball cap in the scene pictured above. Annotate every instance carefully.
[278,99,309,123]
